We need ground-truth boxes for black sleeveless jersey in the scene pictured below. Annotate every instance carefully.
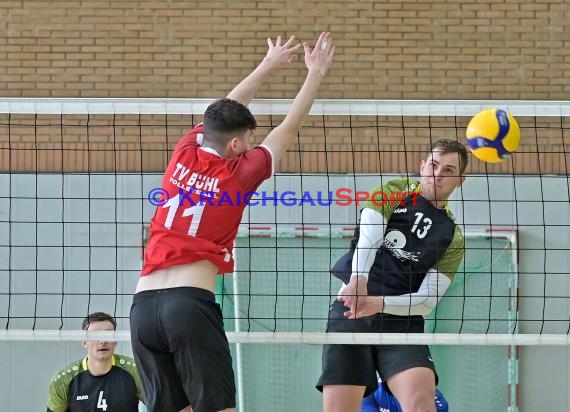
[331,179,464,332]
[366,193,455,296]
[333,179,464,298]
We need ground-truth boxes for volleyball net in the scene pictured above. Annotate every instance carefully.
[1,98,569,411]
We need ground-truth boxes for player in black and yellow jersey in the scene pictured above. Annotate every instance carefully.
[47,312,144,412]
[318,139,468,412]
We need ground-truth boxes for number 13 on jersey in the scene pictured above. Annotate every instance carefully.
[411,212,432,239]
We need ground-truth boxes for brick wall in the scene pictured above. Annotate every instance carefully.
[1,0,569,99]
[1,1,569,173]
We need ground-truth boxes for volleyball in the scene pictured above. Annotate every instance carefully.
[465,108,521,163]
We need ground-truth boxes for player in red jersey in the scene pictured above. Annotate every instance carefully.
[130,32,334,412]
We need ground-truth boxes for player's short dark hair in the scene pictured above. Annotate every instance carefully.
[428,138,469,173]
[82,312,117,330]
[203,98,257,148]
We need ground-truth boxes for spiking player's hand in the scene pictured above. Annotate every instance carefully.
[338,275,384,319]
[343,295,384,319]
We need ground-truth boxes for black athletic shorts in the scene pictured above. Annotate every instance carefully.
[316,300,438,397]
[130,287,235,412]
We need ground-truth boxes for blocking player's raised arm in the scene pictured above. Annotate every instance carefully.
[261,31,335,165]
[226,35,302,107]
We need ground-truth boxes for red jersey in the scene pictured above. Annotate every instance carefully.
[142,124,272,275]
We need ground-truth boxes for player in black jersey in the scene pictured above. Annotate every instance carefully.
[47,312,144,412]
[317,139,468,412]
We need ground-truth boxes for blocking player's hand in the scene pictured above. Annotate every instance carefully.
[303,31,335,76]
[264,35,302,70]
